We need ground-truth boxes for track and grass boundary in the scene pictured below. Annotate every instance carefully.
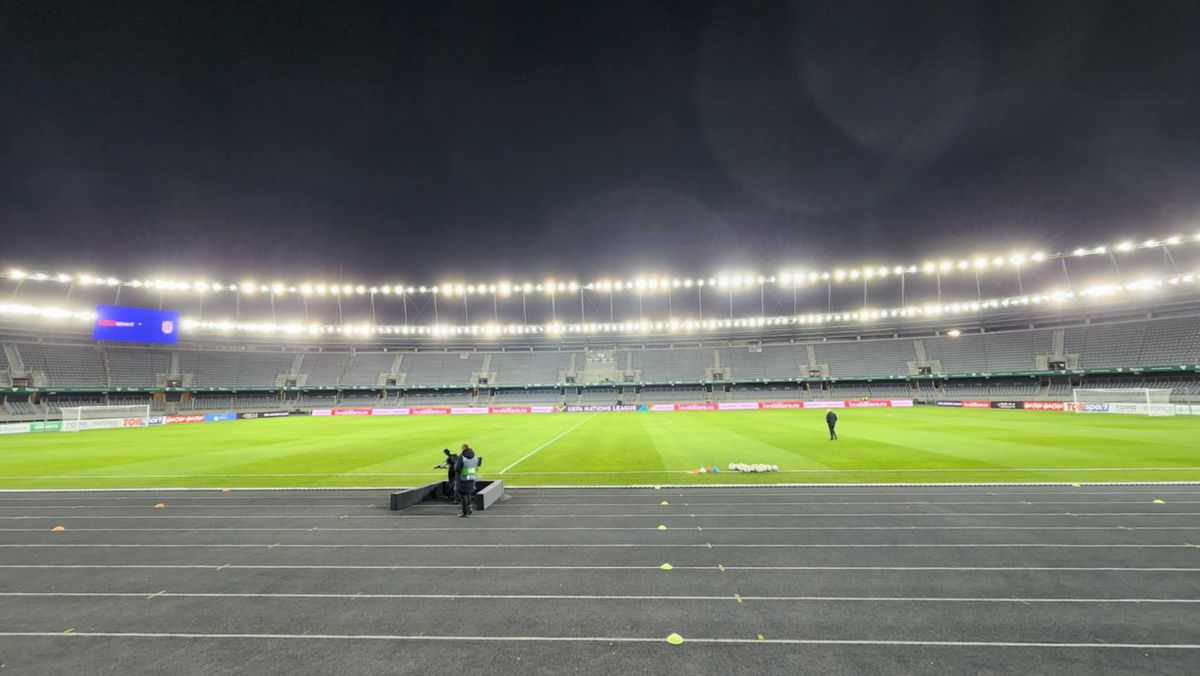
[1,481,1199,493]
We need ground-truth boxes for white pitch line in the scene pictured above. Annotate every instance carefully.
[498,414,597,474]
[0,543,1193,549]
[1,591,1197,604]
[2,564,1198,572]
[0,631,1197,649]
[4,481,1199,492]
[2,466,1197,480]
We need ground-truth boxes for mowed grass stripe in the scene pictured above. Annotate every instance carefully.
[0,409,1197,489]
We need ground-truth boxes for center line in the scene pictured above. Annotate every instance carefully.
[499,415,597,474]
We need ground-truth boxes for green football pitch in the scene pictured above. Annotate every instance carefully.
[1,408,1199,489]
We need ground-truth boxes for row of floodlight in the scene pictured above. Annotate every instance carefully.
[2,272,1194,338]
[3,232,1198,299]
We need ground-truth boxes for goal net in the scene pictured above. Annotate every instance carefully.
[60,404,152,432]
[1071,388,1175,416]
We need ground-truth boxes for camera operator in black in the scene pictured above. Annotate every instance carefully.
[453,445,481,517]
[434,448,458,501]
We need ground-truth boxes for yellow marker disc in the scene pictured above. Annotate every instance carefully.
[660,501,669,506]
[657,524,667,530]
[666,633,684,645]
[1153,499,1166,504]
[1071,483,1081,488]
[660,563,673,571]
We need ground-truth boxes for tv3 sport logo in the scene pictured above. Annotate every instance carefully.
[161,320,175,335]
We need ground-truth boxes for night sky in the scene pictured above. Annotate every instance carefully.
[3,0,1200,283]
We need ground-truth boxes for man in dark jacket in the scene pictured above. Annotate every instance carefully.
[826,409,838,440]
[435,448,458,501]
[453,445,481,517]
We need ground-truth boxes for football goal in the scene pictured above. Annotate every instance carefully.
[1071,388,1175,416]
[60,404,152,432]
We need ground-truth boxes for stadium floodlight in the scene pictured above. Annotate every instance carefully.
[1166,235,1182,245]
[272,283,286,294]
[240,281,256,294]
[8,269,25,280]
[1117,241,1134,252]
[939,261,953,272]
[921,263,935,274]
[1031,251,1046,262]
[1010,253,1026,266]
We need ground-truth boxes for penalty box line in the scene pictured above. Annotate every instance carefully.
[498,414,599,474]
[0,631,1198,649]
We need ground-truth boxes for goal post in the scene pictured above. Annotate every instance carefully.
[1071,388,1175,416]
[60,404,152,432]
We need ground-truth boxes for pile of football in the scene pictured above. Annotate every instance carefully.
[727,463,779,473]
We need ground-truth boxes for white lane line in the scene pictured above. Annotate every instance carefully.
[1,592,1197,603]
[0,543,1193,549]
[498,415,598,474]
[2,564,1198,572]
[4,499,1195,511]
[3,525,1198,532]
[0,631,1197,649]
[4,512,1198,520]
[7,500,1198,509]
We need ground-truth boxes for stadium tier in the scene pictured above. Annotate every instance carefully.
[1,312,1199,418]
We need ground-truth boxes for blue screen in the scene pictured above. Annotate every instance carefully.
[93,305,181,344]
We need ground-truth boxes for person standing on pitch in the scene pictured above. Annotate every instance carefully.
[454,444,481,517]
[435,448,459,502]
[826,409,838,440]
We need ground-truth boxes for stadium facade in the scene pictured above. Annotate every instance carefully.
[2,235,1199,419]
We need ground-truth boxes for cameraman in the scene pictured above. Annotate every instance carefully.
[434,448,458,501]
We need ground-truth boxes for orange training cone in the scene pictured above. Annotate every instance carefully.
[153,502,165,509]
[51,525,65,532]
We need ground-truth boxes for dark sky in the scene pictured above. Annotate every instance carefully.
[2,0,1199,283]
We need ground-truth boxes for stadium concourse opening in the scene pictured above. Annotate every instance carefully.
[1,485,1198,674]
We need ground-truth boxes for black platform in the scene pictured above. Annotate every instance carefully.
[390,479,505,511]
